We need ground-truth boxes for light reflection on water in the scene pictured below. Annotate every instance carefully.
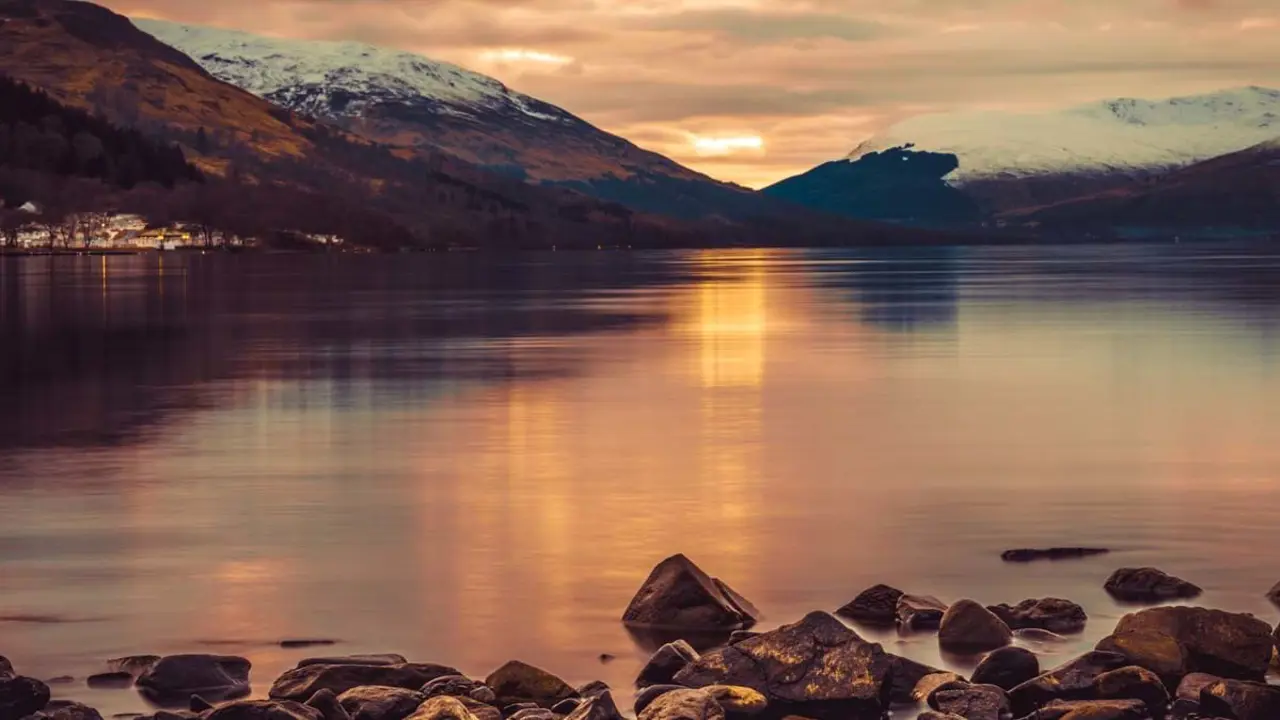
[1,245,1280,714]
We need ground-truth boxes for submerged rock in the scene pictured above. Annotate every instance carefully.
[1198,678,1280,720]
[673,611,892,719]
[1104,568,1202,603]
[622,555,758,631]
[205,700,323,720]
[989,598,1088,634]
[271,665,459,703]
[86,673,133,689]
[636,642,699,688]
[336,687,425,720]
[135,655,251,704]
[484,661,577,709]
[1100,606,1273,684]
[938,600,1012,652]
[896,594,948,631]
[1001,548,1109,563]
[928,683,1010,720]
[971,647,1040,691]
[281,641,338,649]
[1007,651,1131,717]
[834,585,903,626]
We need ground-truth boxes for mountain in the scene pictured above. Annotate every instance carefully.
[134,19,766,219]
[761,146,981,226]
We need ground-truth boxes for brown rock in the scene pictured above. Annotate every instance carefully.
[1007,651,1131,717]
[297,657,408,670]
[271,665,459,703]
[205,701,324,720]
[928,683,1010,720]
[636,642,699,688]
[971,647,1039,691]
[621,555,758,631]
[403,698,477,720]
[1104,606,1273,683]
[1031,698,1149,720]
[834,585,903,626]
[135,655,251,704]
[937,600,1012,652]
[911,673,965,704]
[336,687,425,720]
[484,661,576,709]
[636,690,724,720]
[1198,678,1280,720]
[1093,666,1169,719]
[988,598,1088,634]
[1104,568,1202,603]
[896,594,947,631]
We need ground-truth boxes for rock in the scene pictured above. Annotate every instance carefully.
[634,686,683,716]
[938,600,1013,652]
[107,656,163,678]
[1028,698,1149,720]
[885,656,947,705]
[298,658,408,670]
[1,674,51,720]
[911,673,965,703]
[917,713,966,720]
[561,691,624,720]
[700,687,766,716]
[896,594,947,631]
[453,700,495,720]
[1104,568,1202,603]
[205,701,324,720]
[1001,548,1109,563]
[621,555,758,631]
[336,687,426,720]
[726,632,757,646]
[501,705,538,716]
[467,689,495,706]
[87,673,134,689]
[484,662,576,710]
[404,699,477,720]
[637,690,724,720]
[21,701,104,720]
[1267,581,1280,608]
[1103,606,1274,684]
[190,696,216,713]
[0,659,12,680]
[1014,628,1070,644]
[506,712,552,720]
[928,683,1010,720]
[1175,673,1222,702]
[673,611,892,719]
[135,655,251,704]
[1198,678,1280,720]
[575,683,609,701]
[1093,666,1169,719]
[272,665,460,703]
[1007,651,1131,717]
[637,642,699,688]
[972,647,1040,691]
[305,689,352,720]
[834,585,903,626]
[550,699,580,715]
[420,677,491,704]
[989,598,1088,634]
[145,712,199,720]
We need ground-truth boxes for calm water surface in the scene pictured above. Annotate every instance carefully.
[2,246,1280,714]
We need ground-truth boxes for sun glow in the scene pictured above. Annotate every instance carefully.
[478,49,573,66]
[692,135,765,157]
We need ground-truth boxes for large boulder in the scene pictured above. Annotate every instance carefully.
[1007,651,1131,717]
[1198,678,1280,720]
[1101,606,1273,684]
[988,598,1088,634]
[336,687,426,720]
[272,665,460,702]
[834,585,903,626]
[1029,699,1149,720]
[637,642,700,688]
[205,701,324,720]
[298,657,408,670]
[1104,568,1202,603]
[896,594,947,631]
[673,611,891,719]
[403,698,477,720]
[622,555,758,631]
[484,661,576,709]
[134,655,251,704]
[937,600,1012,652]
[1093,666,1169,719]
[0,674,50,720]
[928,683,1010,720]
[637,689,723,720]
[971,647,1040,691]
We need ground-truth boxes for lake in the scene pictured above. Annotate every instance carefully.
[2,245,1280,715]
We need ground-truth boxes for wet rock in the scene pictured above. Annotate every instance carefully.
[972,647,1040,691]
[1007,651,1131,717]
[304,689,351,720]
[136,655,251,704]
[0,659,12,680]
[1198,678,1280,720]
[87,673,134,689]
[886,656,946,705]
[1001,548,1109,563]
[938,600,1013,652]
[297,658,408,670]
[911,673,965,703]
[700,687,766,716]
[1104,568,1202,603]
[834,585,903,626]
[205,701,324,720]
[726,632,757,646]
[575,683,609,702]
[637,642,699,688]
[21,701,104,720]
[1,674,51,720]
[621,555,758,631]
[420,677,492,704]
[1028,698,1149,720]
[637,690,724,720]
[550,699,579,715]
[107,656,162,678]
[917,713,966,720]
[561,691,624,720]
[928,683,1010,720]
[336,687,426,720]
[454,700,496,720]
[1175,673,1222,703]
[189,696,216,713]
[897,594,947,631]
[1102,606,1274,683]
[484,662,577,710]
[989,598,1088,634]
[673,611,892,719]
[1267,581,1280,608]
[634,686,683,716]
[1093,666,1169,719]
[272,665,459,703]
[404,699,477,720]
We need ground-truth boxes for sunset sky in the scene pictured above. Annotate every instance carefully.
[111,0,1280,188]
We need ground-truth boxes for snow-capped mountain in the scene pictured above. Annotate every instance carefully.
[849,87,1280,184]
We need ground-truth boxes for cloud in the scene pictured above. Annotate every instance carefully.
[645,9,890,43]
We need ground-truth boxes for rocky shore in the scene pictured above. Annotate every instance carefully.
[3,553,1279,720]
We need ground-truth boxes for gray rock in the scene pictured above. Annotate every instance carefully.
[897,594,948,631]
[561,692,624,720]
[938,600,1013,653]
[834,585,903,627]
[403,699,477,720]
[673,611,892,719]
[272,665,459,703]
[1093,666,1168,719]
[928,683,1010,720]
[575,683,609,702]
[297,658,408,670]
[972,647,1040,691]
[634,686,683,716]
[135,655,251,704]
[1198,678,1280,720]
[1027,698,1149,719]
[1,674,52,720]
[988,598,1088,634]
[637,642,699,688]
[205,701,323,720]
[304,689,351,720]
[636,690,723,720]
[484,662,576,710]
[621,555,758,631]
[1104,568,1202,603]
[1008,651,1131,717]
[87,673,133,689]
[336,687,425,720]
[1100,606,1274,685]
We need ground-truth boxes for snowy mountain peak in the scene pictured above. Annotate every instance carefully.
[849,87,1280,183]
[133,18,574,124]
